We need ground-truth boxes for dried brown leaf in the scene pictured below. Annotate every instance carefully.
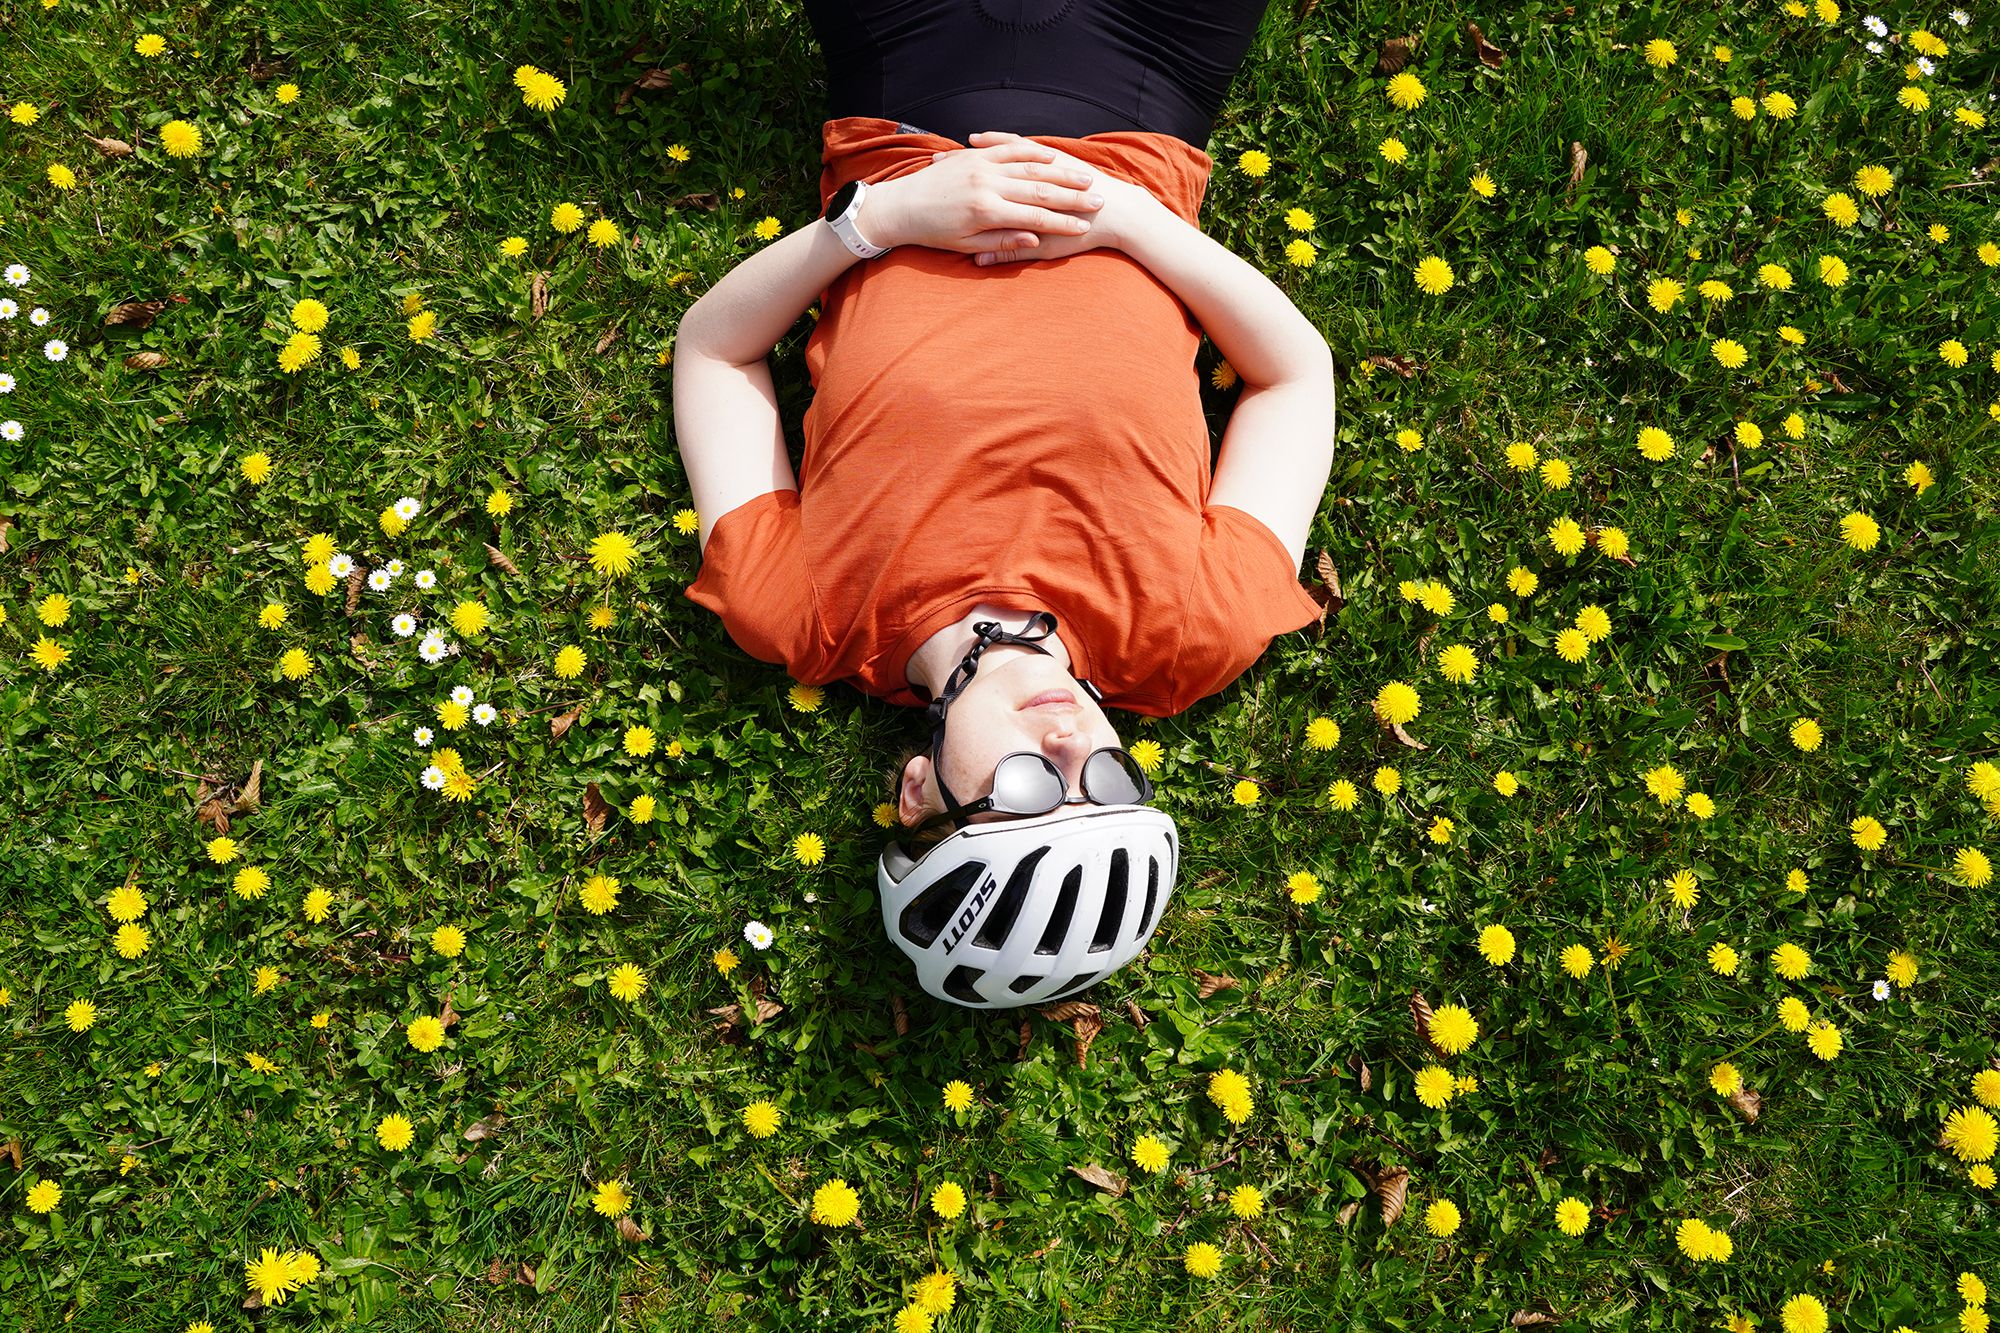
[1071,1010,1105,1068]
[1364,353,1423,378]
[485,542,520,575]
[1015,1018,1033,1062]
[530,271,549,321]
[1566,141,1588,197]
[582,781,611,833]
[616,1215,648,1242]
[1348,1052,1371,1094]
[1374,36,1415,75]
[485,1257,508,1285]
[1067,1163,1128,1197]
[441,994,460,1030]
[1036,1001,1100,1024]
[1410,990,1437,1054]
[344,565,366,617]
[615,65,679,111]
[1728,1086,1762,1122]
[0,517,11,553]
[1194,971,1240,1000]
[594,323,622,356]
[1510,1314,1556,1327]
[1335,1199,1362,1227]
[1466,22,1508,68]
[86,133,136,158]
[891,994,910,1037]
[243,1292,264,1311]
[1315,551,1345,608]
[246,60,287,81]
[1389,721,1430,751]
[706,999,785,1036]
[124,351,169,371]
[670,191,722,212]
[233,759,263,813]
[1376,1167,1410,1226]
[105,299,167,328]
[463,1112,510,1142]
[3,1138,21,1171]
[518,1263,538,1287]
[1124,999,1148,1029]
[551,705,583,739]
[196,797,230,835]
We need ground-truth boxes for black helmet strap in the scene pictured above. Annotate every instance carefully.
[922,611,1104,817]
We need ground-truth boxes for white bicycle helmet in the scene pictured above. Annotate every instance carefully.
[878,804,1179,1009]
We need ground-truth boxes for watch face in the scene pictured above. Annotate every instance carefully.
[826,181,860,222]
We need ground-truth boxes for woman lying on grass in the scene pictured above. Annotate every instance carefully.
[671,0,1335,1009]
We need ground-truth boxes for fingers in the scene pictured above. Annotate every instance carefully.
[965,231,1039,254]
[974,248,1036,266]
[994,175,1103,217]
[1005,161,1099,190]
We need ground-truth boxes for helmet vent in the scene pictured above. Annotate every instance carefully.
[1034,866,1083,956]
[1089,849,1129,953]
[973,847,1049,950]
[1045,968,1102,1001]
[1008,973,1046,994]
[941,964,987,1004]
[899,862,985,947]
[1135,855,1160,943]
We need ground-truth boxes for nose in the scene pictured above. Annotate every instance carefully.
[1040,725,1095,798]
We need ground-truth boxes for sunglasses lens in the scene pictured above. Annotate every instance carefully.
[1086,750,1149,804]
[991,753,1066,813]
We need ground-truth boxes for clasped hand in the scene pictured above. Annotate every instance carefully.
[865,130,1144,264]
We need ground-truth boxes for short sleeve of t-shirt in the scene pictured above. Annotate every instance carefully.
[1172,505,1324,707]
[684,491,820,675]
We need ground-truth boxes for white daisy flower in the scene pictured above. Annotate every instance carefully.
[414,569,437,590]
[1863,13,1887,34]
[449,685,475,707]
[42,339,67,362]
[327,553,354,578]
[0,300,15,319]
[1872,979,1891,1001]
[0,373,14,392]
[414,726,434,747]
[0,421,20,442]
[418,634,448,664]
[1916,55,1935,74]
[391,612,417,638]
[368,569,393,591]
[3,265,28,287]
[1866,39,1885,52]
[393,496,421,521]
[420,765,447,790]
[743,920,775,950]
[1951,8,1971,25]
[473,703,498,726]
[386,559,406,576]
[28,308,50,327]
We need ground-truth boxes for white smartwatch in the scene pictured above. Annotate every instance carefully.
[823,179,891,259]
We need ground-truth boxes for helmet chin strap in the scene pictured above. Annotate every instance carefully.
[922,611,1104,817]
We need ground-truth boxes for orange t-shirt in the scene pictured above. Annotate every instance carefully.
[686,116,1323,717]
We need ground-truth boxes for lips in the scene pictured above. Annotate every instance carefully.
[1022,690,1077,710]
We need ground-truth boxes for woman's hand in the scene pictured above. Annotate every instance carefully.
[935,131,1162,266]
[863,135,1105,255]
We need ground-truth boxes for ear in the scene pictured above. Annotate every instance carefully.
[898,753,934,827]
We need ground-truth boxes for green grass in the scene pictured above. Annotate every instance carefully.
[4,0,2000,1328]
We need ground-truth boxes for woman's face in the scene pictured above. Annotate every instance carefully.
[899,649,1123,827]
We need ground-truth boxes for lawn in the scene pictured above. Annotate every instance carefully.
[3,0,2000,1329]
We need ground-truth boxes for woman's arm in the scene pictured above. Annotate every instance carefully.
[673,143,1105,548]
[1113,191,1335,570]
